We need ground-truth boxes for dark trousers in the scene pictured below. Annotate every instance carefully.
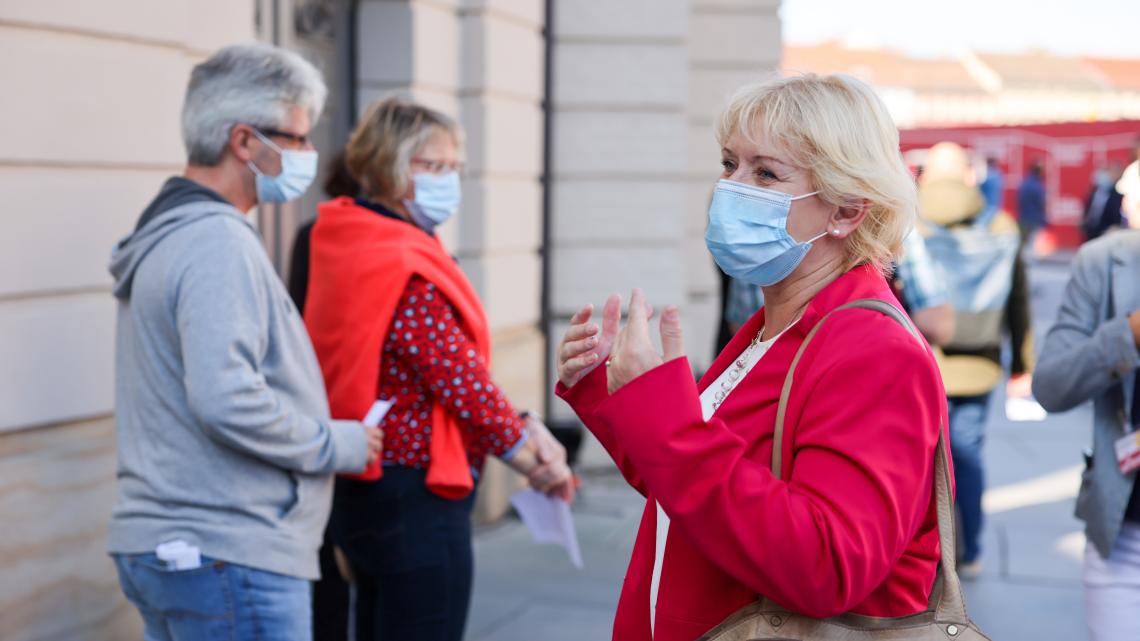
[313,523,350,641]
[947,393,992,563]
[331,467,476,641]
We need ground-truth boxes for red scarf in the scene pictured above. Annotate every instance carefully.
[304,197,490,499]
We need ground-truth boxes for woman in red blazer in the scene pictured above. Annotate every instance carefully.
[555,73,949,641]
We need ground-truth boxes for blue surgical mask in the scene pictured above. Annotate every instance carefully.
[405,171,462,225]
[247,130,318,203]
[705,179,826,286]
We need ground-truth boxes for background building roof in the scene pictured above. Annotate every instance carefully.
[783,42,1139,93]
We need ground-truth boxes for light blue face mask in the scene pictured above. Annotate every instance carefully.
[405,171,462,225]
[247,130,318,203]
[704,179,827,286]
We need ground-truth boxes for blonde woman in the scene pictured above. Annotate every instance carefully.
[304,98,573,641]
[555,74,948,641]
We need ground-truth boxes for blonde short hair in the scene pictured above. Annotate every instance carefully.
[716,73,916,275]
[345,98,463,199]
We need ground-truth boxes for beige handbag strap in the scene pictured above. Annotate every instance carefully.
[771,298,967,622]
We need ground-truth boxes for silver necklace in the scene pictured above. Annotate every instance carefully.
[711,327,767,412]
[711,314,800,412]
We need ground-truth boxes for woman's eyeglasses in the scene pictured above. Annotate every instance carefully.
[411,157,465,175]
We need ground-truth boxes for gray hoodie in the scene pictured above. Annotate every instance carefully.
[107,183,367,580]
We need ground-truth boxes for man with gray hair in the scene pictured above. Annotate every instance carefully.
[107,43,382,640]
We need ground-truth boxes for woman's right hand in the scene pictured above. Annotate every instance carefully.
[503,425,574,501]
[364,425,384,467]
[557,295,622,388]
[523,414,576,502]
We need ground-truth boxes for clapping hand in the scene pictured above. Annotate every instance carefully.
[605,288,685,395]
[556,294,622,389]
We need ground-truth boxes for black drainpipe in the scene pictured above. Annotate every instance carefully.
[347,0,360,127]
[540,0,554,420]
[540,0,582,461]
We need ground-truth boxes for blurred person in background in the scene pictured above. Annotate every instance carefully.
[556,73,948,641]
[1116,138,1140,226]
[303,98,574,641]
[287,151,361,641]
[1033,230,1140,641]
[290,151,360,313]
[979,155,1004,210]
[891,228,955,347]
[107,43,381,641]
[720,273,763,338]
[1017,159,1047,252]
[917,141,1033,579]
[1083,163,1125,242]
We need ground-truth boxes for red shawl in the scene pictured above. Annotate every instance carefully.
[304,197,490,499]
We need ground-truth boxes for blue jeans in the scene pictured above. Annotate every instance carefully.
[948,393,992,563]
[113,553,312,641]
[332,466,476,641]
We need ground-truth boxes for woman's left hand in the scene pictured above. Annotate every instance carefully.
[606,288,685,395]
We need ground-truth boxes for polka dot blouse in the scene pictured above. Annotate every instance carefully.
[378,276,526,473]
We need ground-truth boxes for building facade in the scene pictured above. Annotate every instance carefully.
[0,2,781,639]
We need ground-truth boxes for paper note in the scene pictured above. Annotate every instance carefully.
[510,489,583,569]
[362,399,395,427]
[1005,396,1047,422]
[155,539,201,570]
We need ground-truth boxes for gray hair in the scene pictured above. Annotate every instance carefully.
[181,43,327,166]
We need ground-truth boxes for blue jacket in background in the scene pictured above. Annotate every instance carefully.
[1017,174,1047,230]
[980,168,1004,209]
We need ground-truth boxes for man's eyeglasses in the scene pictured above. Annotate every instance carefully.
[256,127,311,147]
[411,157,465,175]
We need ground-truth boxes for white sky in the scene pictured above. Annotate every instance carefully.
[782,0,1140,59]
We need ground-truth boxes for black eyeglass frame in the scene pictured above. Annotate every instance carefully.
[255,127,311,147]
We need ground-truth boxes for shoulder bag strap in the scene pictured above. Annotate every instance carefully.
[771,298,968,622]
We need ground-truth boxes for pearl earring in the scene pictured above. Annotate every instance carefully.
[832,229,841,236]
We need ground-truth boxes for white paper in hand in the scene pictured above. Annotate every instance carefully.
[1005,396,1047,422]
[510,489,583,569]
[363,399,395,427]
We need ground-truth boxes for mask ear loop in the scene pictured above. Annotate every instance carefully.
[251,128,285,155]
[247,128,283,178]
[789,191,828,243]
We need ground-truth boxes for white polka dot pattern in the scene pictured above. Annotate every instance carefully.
[378,277,523,471]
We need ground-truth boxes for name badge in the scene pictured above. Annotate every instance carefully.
[1115,432,1140,475]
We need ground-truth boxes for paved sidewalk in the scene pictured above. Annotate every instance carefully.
[466,472,640,641]
[955,258,1088,640]
[467,259,1090,641]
